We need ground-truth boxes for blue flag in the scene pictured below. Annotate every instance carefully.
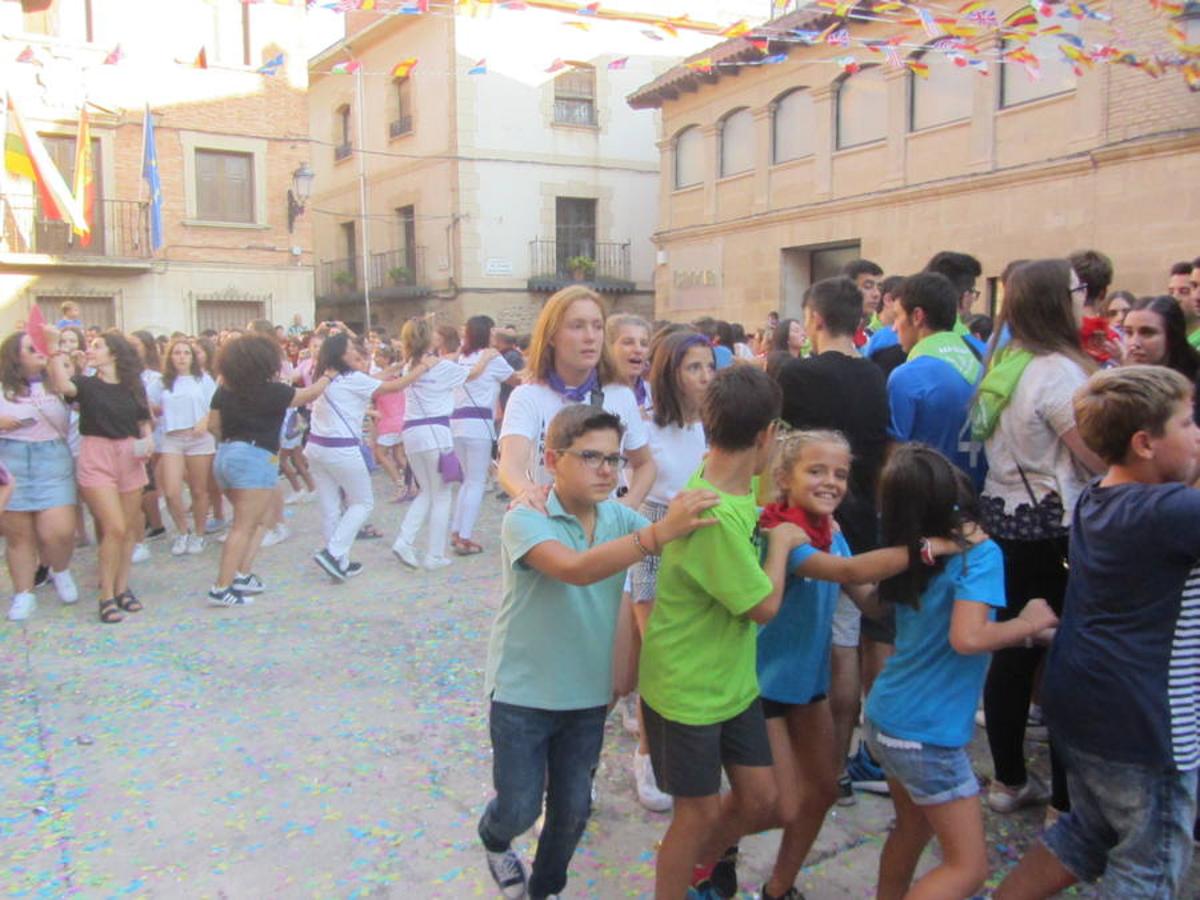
[142,105,163,251]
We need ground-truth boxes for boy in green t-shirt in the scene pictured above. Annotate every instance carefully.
[639,366,809,899]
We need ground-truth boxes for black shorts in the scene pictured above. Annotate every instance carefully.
[761,694,827,719]
[861,604,896,645]
[641,697,773,798]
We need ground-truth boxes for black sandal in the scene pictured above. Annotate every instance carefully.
[98,597,124,624]
[116,590,143,613]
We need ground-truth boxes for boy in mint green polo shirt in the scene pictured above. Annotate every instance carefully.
[479,404,718,900]
[639,366,810,899]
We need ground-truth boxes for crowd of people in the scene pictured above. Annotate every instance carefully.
[3,250,1200,899]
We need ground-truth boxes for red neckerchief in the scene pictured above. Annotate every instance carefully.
[759,502,833,552]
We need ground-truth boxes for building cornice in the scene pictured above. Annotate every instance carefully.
[652,130,1200,243]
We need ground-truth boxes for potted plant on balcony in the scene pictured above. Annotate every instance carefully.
[388,265,412,286]
[332,270,354,293]
[567,255,596,282]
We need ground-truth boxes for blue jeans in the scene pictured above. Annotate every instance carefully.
[478,700,607,898]
[1043,742,1198,898]
[864,721,979,807]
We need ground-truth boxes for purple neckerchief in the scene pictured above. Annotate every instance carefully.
[632,376,648,408]
[546,368,599,404]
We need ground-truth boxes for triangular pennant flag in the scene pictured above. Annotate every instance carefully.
[391,57,418,78]
[194,47,208,69]
[685,58,714,73]
[331,60,361,74]
[836,55,860,74]
[16,46,37,64]
[907,60,930,78]
[576,1,599,14]
[257,52,285,74]
[748,38,769,54]
[722,20,750,38]
[606,57,628,70]
[545,58,566,73]
[103,44,123,65]
[467,58,487,74]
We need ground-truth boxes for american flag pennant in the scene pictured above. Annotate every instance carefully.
[606,56,628,70]
[826,28,850,47]
[917,9,944,38]
[467,58,487,74]
[103,44,123,65]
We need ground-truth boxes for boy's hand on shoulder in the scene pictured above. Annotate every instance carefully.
[508,484,551,515]
[657,489,720,542]
[767,522,810,550]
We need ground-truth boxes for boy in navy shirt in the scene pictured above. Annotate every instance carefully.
[997,365,1200,900]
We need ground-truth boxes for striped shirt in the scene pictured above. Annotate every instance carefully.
[1168,564,1200,769]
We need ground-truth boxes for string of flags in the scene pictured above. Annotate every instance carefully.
[6,0,1199,88]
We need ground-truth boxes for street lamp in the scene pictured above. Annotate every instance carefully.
[287,162,314,233]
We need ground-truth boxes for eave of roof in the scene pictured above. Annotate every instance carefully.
[626,6,840,110]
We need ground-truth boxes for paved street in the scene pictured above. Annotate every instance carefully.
[2,475,1196,899]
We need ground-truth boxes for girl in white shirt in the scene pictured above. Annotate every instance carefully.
[497,286,656,511]
[450,315,514,555]
[392,318,471,571]
[307,331,432,581]
[606,314,653,420]
[158,339,217,556]
[627,329,715,812]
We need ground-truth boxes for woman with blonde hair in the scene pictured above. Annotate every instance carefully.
[498,286,655,512]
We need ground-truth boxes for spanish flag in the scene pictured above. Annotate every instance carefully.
[72,106,94,247]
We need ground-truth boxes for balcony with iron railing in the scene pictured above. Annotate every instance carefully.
[389,115,413,138]
[0,196,153,269]
[527,239,633,293]
[316,245,430,302]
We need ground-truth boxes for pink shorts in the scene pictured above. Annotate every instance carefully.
[77,435,150,492]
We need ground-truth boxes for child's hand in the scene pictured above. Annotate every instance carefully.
[1018,597,1058,634]
[767,522,810,549]
[657,489,720,542]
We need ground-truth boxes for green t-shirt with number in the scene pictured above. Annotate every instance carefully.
[638,467,773,725]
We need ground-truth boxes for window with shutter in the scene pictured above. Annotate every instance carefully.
[195,149,254,224]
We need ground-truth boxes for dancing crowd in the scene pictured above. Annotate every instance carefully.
[3,250,1200,899]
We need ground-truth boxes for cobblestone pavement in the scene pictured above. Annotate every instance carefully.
[2,475,1196,898]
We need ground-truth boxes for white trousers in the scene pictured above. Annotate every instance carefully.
[396,448,452,563]
[450,436,492,541]
[305,443,374,564]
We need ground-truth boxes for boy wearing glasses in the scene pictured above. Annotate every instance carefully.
[479,404,717,900]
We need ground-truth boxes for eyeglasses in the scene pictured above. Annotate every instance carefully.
[557,449,628,471]
[1070,282,1089,296]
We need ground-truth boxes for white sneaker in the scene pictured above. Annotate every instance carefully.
[621,693,640,736]
[50,569,78,605]
[171,533,189,556]
[484,848,528,899]
[261,524,289,548]
[186,533,206,555]
[987,775,1050,814]
[284,490,303,505]
[131,543,150,564]
[424,557,452,571]
[7,591,36,621]
[633,751,673,813]
[300,490,317,504]
[392,541,419,569]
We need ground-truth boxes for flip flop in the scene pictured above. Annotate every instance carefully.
[356,525,384,540]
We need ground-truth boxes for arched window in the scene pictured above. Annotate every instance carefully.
[674,125,703,189]
[718,107,754,177]
[836,67,886,150]
[910,50,973,131]
[772,88,813,163]
[1000,23,1078,107]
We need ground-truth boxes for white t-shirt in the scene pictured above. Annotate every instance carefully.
[500,381,649,487]
[160,373,216,432]
[452,351,515,441]
[142,369,165,444]
[403,359,469,454]
[645,420,707,506]
[311,370,381,441]
[983,352,1091,526]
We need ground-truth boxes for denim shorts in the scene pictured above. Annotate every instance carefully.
[0,438,76,511]
[1042,742,1198,896]
[214,441,279,490]
[864,720,978,807]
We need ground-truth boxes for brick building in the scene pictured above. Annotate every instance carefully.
[628,0,1200,328]
[0,0,314,334]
